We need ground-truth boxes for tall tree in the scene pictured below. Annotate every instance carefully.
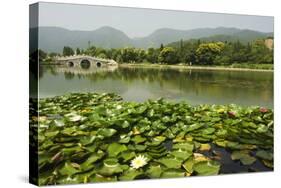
[76,48,81,55]
[196,42,224,65]
[158,47,179,64]
[63,46,74,56]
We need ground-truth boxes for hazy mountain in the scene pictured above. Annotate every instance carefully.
[37,26,132,53]
[167,33,273,47]
[34,26,273,53]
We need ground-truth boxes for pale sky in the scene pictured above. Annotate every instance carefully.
[37,2,274,38]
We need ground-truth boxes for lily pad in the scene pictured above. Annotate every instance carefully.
[170,149,193,161]
[256,150,273,161]
[98,158,124,176]
[199,143,211,151]
[173,142,194,152]
[182,157,194,174]
[107,143,127,157]
[97,128,117,138]
[157,157,183,169]
[231,150,256,165]
[161,169,186,178]
[146,165,162,178]
[131,135,147,144]
[193,161,220,176]
[119,168,143,181]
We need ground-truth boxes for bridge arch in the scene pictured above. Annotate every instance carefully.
[67,61,74,67]
[80,59,91,69]
[96,61,101,67]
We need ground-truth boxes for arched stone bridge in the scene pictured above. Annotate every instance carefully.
[54,55,118,69]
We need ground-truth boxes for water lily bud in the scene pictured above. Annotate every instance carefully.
[228,111,236,117]
[260,107,268,113]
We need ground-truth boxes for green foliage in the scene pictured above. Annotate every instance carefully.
[158,47,179,64]
[38,49,47,61]
[76,48,81,55]
[46,37,273,69]
[63,46,74,56]
[196,42,225,65]
[33,92,274,185]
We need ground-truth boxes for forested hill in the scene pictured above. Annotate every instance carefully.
[35,26,273,53]
[168,34,274,47]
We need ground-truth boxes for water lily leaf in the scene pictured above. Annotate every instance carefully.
[80,150,104,170]
[262,160,273,168]
[98,158,123,176]
[45,130,59,137]
[120,151,136,162]
[256,150,273,161]
[185,123,204,132]
[131,135,147,144]
[97,128,117,138]
[134,145,147,151]
[231,150,249,160]
[54,120,65,127]
[231,150,256,165]
[119,134,131,143]
[157,157,183,169]
[173,142,194,152]
[107,143,127,157]
[148,109,155,117]
[59,162,80,176]
[161,169,186,178]
[226,141,256,150]
[119,168,143,181]
[202,128,216,135]
[193,153,210,162]
[146,165,162,178]
[193,161,220,176]
[257,124,268,133]
[136,106,147,114]
[170,149,193,161]
[198,143,211,151]
[92,174,118,182]
[240,156,256,165]
[67,113,84,122]
[146,136,167,146]
[214,140,227,147]
[182,157,194,173]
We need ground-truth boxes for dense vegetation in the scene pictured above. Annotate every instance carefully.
[31,93,273,185]
[40,37,273,69]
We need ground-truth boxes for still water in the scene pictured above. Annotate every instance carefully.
[39,65,273,108]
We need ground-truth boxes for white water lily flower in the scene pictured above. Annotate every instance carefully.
[130,155,148,169]
[69,114,83,122]
[116,105,122,110]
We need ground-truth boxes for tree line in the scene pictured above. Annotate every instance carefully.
[39,38,273,66]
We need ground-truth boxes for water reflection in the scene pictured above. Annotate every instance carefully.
[39,65,273,108]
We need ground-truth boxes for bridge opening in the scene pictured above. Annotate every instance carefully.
[96,62,101,67]
[67,61,74,67]
[80,59,91,69]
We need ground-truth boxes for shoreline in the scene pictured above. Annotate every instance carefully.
[119,63,273,72]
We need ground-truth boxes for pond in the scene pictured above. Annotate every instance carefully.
[39,64,273,108]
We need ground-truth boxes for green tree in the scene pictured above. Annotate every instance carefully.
[85,46,96,56]
[158,47,179,64]
[49,52,59,58]
[76,48,81,55]
[38,49,47,61]
[120,48,139,63]
[147,48,159,64]
[196,42,224,65]
[160,43,164,51]
[63,46,74,56]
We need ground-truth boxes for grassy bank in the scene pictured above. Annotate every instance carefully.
[119,63,273,72]
[31,93,273,185]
